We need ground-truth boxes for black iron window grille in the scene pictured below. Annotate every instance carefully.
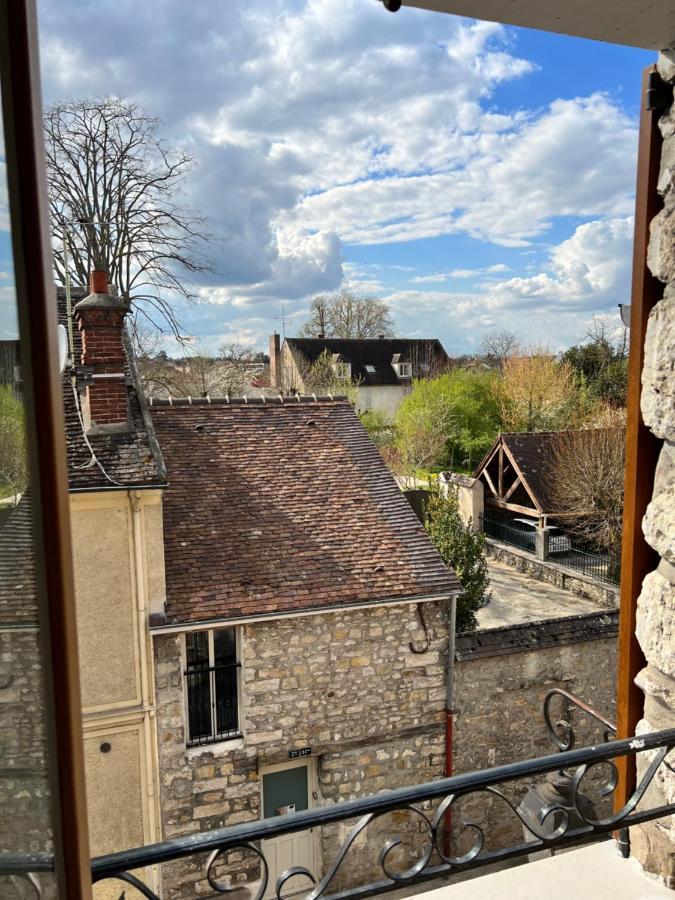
[185,628,241,746]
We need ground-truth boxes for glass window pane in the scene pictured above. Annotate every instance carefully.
[186,630,208,668]
[213,627,236,666]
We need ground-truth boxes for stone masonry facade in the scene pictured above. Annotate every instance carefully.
[153,601,617,898]
[631,52,675,887]
[153,601,449,898]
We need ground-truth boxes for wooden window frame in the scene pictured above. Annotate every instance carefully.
[0,0,92,895]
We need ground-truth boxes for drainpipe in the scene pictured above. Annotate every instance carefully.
[444,596,457,856]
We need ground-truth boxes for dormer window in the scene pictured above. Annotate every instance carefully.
[331,354,351,380]
[391,354,412,379]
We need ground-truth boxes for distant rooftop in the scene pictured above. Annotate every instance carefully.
[285,337,449,385]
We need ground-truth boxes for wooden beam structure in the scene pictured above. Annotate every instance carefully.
[614,65,665,813]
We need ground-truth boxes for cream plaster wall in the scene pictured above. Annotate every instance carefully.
[354,383,410,421]
[70,490,164,891]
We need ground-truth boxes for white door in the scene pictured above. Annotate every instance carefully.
[261,759,319,898]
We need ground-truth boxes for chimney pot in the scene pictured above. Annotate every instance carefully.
[90,269,108,294]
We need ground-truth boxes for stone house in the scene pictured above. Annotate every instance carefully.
[147,395,461,897]
[269,335,450,420]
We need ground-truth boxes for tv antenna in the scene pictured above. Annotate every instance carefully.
[275,303,294,340]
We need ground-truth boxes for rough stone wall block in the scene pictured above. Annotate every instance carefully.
[633,53,675,886]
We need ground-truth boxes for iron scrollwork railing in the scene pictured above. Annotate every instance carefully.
[544,687,617,751]
[2,725,674,899]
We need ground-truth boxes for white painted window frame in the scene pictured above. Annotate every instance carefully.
[183,625,242,747]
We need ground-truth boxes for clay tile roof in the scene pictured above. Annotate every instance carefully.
[150,397,460,624]
[0,496,37,625]
[57,288,166,491]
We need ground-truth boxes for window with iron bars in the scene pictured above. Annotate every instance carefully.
[184,628,241,747]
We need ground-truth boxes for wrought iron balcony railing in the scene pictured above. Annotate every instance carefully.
[1,693,674,900]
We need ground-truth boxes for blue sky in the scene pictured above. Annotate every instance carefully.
[0,1,655,354]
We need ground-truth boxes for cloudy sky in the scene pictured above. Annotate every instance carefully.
[0,0,655,353]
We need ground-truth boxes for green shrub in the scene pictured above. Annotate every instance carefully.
[425,488,491,632]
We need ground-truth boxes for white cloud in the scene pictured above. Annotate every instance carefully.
[33,0,639,347]
[284,93,637,247]
[484,217,634,310]
[411,264,509,283]
[379,217,633,352]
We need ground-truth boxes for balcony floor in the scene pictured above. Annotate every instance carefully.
[410,841,673,900]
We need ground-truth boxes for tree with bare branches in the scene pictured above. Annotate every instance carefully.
[479,330,520,367]
[300,290,394,339]
[45,98,211,338]
[550,425,625,554]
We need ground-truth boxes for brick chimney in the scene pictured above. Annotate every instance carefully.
[269,332,281,389]
[74,270,130,433]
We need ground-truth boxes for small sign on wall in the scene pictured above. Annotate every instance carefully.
[289,747,311,759]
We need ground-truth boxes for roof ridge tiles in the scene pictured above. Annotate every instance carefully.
[149,394,349,407]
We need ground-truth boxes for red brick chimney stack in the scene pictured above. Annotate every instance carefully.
[74,269,130,432]
[269,332,281,389]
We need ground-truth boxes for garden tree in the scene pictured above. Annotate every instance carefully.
[563,321,628,409]
[0,386,27,503]
[300,349,359,403]
[394,379,456,472]
[498,350,580,433]
[479,330,520,367]
[45,98,211,338]
[549,423,625,554]
[300,290,395,339]
[359,409,393,449]
[394,370,500,473]
[425,488,491,632]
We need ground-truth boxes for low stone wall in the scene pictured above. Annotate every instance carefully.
[484,538,619,609]
[454,611,619,849]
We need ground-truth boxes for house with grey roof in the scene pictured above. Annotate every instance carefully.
[270,335,450,420]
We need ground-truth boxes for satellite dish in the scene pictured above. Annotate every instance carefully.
[57,324,68,374]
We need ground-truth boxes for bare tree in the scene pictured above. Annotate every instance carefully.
[479,330,520,367]
[300,290,395,339]
[45,98,211,338]
[550,425,625,554]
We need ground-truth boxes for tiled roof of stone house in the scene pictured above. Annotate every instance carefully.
[0,496,37,625]
[150,397,460,624]
[285,338,449,386]
[57,287,166,491]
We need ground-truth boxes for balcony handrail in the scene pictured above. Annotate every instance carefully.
[544,688,617,751]
[2,727,674,900]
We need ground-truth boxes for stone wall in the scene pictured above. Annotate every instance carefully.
[0,628,52,855]
[454,614,618,850]
[153,603,618,897]
[153,601,449,898]
[631,53,675,888]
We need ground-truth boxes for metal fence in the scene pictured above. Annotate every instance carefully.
[556,546,621,586]
[480,515,621,586]
[481,515,536,553]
